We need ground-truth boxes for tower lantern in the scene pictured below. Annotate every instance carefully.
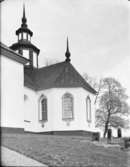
[10,4,40,68]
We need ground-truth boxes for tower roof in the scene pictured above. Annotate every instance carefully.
[10,40,40,55]
[16,4,33,36]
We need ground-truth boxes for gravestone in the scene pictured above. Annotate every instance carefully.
[107,129,112,143]
[117,128,122,138]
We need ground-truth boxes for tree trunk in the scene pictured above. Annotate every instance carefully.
[103,122,109,138]
[103,111,111,138]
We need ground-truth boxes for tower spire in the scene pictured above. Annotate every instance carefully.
[65,37,71,62]
[21,4,27,28]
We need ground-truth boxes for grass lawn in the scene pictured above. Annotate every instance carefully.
[1,133,130,167]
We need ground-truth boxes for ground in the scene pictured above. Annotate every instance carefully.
[1,133,130,167]
[1,146,47,166]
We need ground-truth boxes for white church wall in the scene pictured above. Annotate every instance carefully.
[1,55,24,128]
[24,87,37,131]
[23,87,97,133]
[111,127,130,138]
[24,87,54,132]
[51,88,97,132]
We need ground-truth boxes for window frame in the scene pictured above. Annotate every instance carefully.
[38,95,48,122]
[23,32,27,40]
[86,96,92,122]
[62,92,74,121]
[18,33,22,41]
[22,49,29,60]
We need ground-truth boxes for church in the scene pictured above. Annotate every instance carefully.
[1,6,99,138]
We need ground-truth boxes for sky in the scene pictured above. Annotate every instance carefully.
[1,0,130,103]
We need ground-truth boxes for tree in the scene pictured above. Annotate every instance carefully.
[83,73,99,90]
[83,73,101,104]
[96,77,130,138]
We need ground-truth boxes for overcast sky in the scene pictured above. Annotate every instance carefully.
[1,0,130,103]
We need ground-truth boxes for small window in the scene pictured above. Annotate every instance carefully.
[33,52,37,68]
[39,95,48,122]
[23,32,27,40]
[62,93,74,120]
[86,96,91,122]
[19,33,22,40]
[23,49,29,59]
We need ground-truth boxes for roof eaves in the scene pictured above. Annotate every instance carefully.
[69,63,97,95]
[10,42,40,55]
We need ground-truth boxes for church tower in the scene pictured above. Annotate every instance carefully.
[10,5,40,68]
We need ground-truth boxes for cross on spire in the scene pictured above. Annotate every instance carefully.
[65,37,71,62]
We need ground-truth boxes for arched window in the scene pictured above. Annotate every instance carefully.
[86,96,91,122]
[62,93,74,120]
[39,95,48,122]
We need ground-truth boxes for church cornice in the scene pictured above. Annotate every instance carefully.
[0,42,29,64]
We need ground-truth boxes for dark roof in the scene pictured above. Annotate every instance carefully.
[0,42,29,64]
[10,41,40,54]
[24,61,97,94]
[16,27,33,36]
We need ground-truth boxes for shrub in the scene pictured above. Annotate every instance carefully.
[92,132,100,141]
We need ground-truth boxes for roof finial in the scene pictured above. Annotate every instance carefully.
[21,3,27,28]
[65,37,71,62]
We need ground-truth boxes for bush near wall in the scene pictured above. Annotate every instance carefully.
[92,132,100,141]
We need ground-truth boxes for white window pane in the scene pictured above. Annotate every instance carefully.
[19,33,22,40]
[33,52,37,68]
[87,97,91,122]
[23,50,29,59]
[39,105,42,121]
[23,32,27,40]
